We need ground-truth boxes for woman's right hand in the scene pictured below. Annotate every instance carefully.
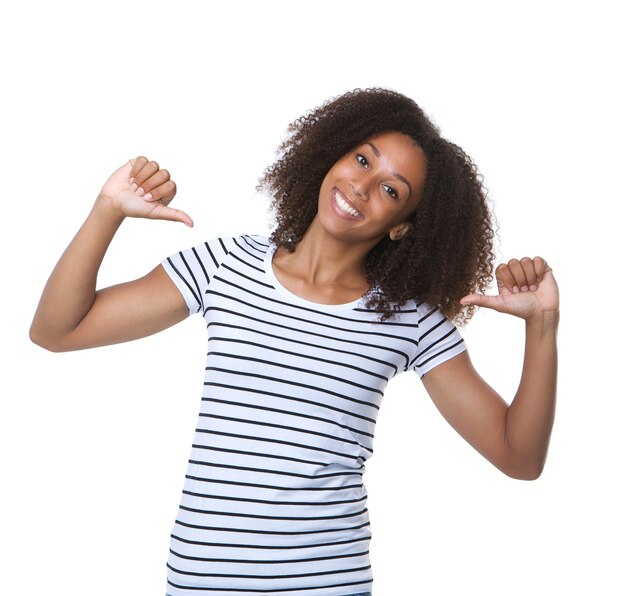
[98,156,194,227]
[31,155,193,352]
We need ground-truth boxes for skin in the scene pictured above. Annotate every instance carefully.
[30,137,559,481]
[272,131,426,304]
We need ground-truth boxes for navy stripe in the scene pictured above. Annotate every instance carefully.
[161,234,463,593]
[167,257,201,311]
[185,475,364,493]
[173,520,371,538]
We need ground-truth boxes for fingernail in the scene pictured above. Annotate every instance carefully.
[530,284,538,291]
[136,187,145,196]
[521,285,529,292]
[144,193,152,200]
[129,177,135,184]
[130,182,138,192]
[513,286,520,293]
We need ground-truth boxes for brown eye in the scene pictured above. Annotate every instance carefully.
[383,184,398,199]
[356,154,368,167]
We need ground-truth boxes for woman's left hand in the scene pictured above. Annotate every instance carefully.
[460,257,559,320]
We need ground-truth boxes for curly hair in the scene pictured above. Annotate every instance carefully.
[257,88,496,325]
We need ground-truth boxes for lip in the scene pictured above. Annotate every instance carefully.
[331,188,363,220]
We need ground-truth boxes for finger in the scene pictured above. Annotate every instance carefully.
[519,257,538,292]
[143,179,177,203]
[495,262,517,293]
[506,258,529,293]
[129,155,149,183]
[137,169,172,199]
[132,160,160,194]
[533,256,549,279]
[150,204,194,228]
[527,256,546,290]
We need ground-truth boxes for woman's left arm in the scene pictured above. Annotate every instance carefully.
[421,257,559,480]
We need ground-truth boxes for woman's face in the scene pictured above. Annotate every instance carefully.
[317,130,427,245]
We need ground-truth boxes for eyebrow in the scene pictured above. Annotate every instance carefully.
[365,142,413,197]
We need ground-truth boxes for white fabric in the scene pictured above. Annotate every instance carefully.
[160,234,467,595]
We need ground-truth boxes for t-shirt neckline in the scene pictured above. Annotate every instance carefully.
[263,243,366,312]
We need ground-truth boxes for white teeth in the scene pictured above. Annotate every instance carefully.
[334,191,360,217]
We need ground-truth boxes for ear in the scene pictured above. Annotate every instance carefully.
[389,222,412,241]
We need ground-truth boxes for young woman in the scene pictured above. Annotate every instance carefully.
[30,88,559,596]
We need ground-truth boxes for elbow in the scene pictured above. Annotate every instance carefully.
[501,431,549,481]
[502,459,545,481]
[509,468,543,482]
[29,325,67,353]
[525,461,546,481]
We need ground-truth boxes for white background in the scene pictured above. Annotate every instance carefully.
[1,1,624,594]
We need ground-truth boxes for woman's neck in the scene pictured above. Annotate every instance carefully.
[271,219,379,304]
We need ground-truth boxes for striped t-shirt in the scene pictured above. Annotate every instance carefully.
[161,234,467,596]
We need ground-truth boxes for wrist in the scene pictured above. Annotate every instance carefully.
[94,193,126,226]
[525,310,560,333]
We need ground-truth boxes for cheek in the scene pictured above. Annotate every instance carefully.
[373,200,414,227]
[318,174,332,201]
[327,158,352,179]
[319,163,347,197]
[320,165,338,188]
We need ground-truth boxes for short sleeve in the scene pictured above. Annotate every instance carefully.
[410,304,467,378]
[161,237,234,315]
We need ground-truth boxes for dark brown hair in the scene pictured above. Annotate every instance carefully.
[257,88,496,324]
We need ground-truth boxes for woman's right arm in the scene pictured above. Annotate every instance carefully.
[29,156,194,352]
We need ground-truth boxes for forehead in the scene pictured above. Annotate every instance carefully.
[363,130,427,188]
[365,130,424,159]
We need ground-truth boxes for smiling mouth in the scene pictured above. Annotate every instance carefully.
[334,189,362,218]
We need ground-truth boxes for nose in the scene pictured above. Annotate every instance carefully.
[349,179,370,202]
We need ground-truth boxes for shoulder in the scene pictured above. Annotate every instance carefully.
[160,233,269,314]
[234,233,272,255]
[369,299,452,328]
[411,301,467,377]
[180,233,270,263]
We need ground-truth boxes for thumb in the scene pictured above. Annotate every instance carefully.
[460,293,496,308]
[149,202,195,228]
[160,206,195,228]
